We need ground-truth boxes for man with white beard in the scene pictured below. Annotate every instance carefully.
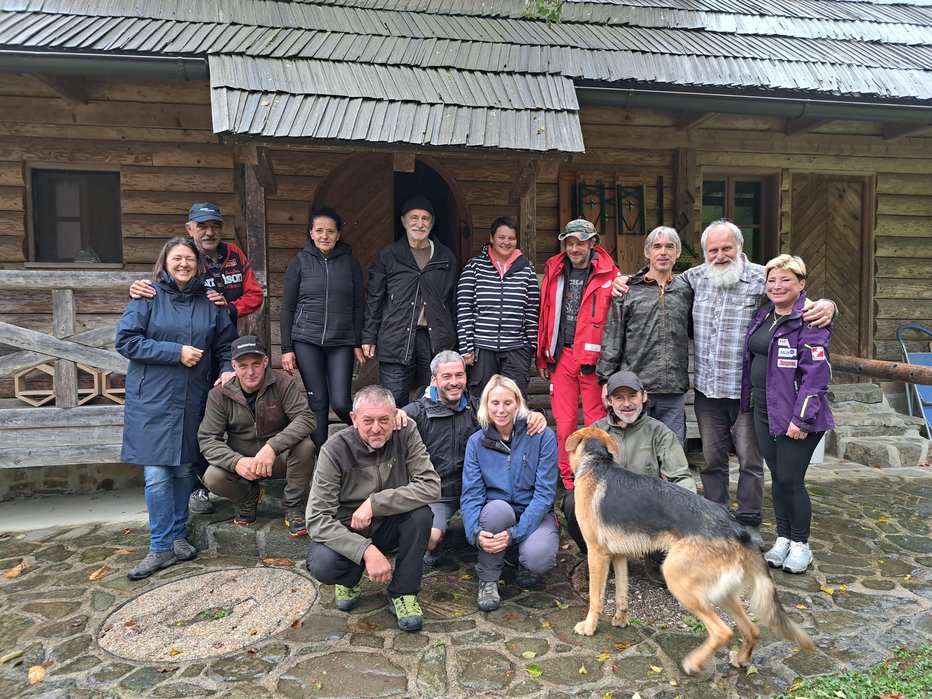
[679,220,834,540]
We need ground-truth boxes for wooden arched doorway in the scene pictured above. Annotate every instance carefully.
[312,153,472,389]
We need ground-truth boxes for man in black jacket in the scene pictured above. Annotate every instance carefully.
[362,196,458,407]
[403,351,547,566]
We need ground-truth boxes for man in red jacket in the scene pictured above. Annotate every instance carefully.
[537,218,618,490]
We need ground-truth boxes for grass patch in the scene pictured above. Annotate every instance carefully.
[770,644,931,699]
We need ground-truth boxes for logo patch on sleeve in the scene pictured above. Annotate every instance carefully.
[811,346,826,361]
[777,338,790,347]
[778,347,797,358]
[777,358,798,369]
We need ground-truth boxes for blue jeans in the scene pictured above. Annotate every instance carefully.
[144,464,193,552]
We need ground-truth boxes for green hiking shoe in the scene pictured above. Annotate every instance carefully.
[387,594,423,632]
[334,584,361,612]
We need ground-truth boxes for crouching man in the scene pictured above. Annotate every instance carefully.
[198,336,316,535]
[306,385,440,632]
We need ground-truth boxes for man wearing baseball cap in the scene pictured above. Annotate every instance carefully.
[130,203,266,514]
[362,195,458,407]
[537,218,617,492]
[198,336,316,536]
[563,370,696,579]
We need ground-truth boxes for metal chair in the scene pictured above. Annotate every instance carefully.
[896,324,932,439]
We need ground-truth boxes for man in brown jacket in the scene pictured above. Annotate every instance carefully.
[305,384,440,633]
[198,336,316,536]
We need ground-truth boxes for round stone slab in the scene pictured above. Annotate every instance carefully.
[98,567,317,661]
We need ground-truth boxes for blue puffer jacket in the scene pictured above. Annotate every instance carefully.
[461,418,558,546]
[117,275,237,466]
[740,292,835,435]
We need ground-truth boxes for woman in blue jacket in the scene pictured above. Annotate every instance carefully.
[741,254,834,575]
[461,374,559,612]
[280,207,365,448]
[117,237,237,580]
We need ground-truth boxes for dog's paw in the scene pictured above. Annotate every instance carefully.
[610,612,628,628]
[573,621,595,636]
[681,657,700,676]
[728,650,749,669]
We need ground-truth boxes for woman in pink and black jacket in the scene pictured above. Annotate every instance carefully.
[741,254,834,575]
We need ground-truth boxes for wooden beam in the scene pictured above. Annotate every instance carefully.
[241,164,270,351]
[393,151,416,173]
[33,74,88,104]
[676,112,715,132]
[510,160,537,205]
[0,321,128,373]
[833,354,932,385]
[784,117,832,136]
[0,405,124,429]
[3,444,123,469]
[535,160,561,181]
[255,147,278,194]
[882,122,931,140]
[52,288,78,408]
[0,270,142,291]
[0,324,118,377]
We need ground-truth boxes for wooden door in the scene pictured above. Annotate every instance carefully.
[313,153,394,389]
[790,174,873,381]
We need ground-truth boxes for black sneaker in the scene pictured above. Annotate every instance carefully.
[127,550,178,580]
[234,483,265,526]
[423,547,445,567]
[188,487,215,514]
[285,510,308,537]
[643,552,667,587]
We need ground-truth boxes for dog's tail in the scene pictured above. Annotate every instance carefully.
[746,554,814,652]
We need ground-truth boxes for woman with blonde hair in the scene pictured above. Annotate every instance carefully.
[740,254,834,574]
[460,374,559,611]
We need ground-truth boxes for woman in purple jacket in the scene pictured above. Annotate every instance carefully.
[741,255,834,574]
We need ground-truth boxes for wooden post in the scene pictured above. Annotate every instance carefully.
[241,163,270,352]
[674,147,698,253]
[520,168,538,271]
[52,289,78,407]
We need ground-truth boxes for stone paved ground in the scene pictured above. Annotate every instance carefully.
[1,467,930,699]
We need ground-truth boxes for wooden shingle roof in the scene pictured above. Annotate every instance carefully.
[1,0,931,152]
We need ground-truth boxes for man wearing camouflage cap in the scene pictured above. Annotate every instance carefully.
[536,218,618,491]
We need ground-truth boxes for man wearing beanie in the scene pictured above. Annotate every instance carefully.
[362,196,458,406]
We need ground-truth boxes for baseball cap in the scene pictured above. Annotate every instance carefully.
[188,203,224,224]
[400,195,435,217]
[558,218,598,241]
[231,335,266,360]
[606,370,644,395]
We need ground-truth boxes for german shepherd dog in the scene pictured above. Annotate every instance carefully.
[567,427,813,675]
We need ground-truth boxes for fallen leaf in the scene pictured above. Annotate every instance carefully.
[522,650,537,659]
[820,585,835,595]
[453,610,464,618]
[631,693,642,699]
[113,549,132,555]
[246,648,258,654]
[603,694,614,699]
[504,613,518,622]
[670,678,679,686]
[1,650,24,664]
[796,603,807,609]
[649,665,663,674]
[28,665,46,685]
[554,599,568,609]
[614,642,631,650]
[262,558,294,567]
[840,584,847,592]
[459,574,472,580]
[3,562,30,579]
[878,516,889,524]
[89,565,110,581]
[357,619,381,632]
[122,528,132,536]
[156,665,178,673]
[167,649,182,657]
[746,665,758,675]
[560,543,569,550]
[291,619,303,629]
[904,574,912,582]
[250,629,258,635]
[526,664,543,678]
[315,680,323,690]
[597,652,611,662]
[540,619,551,628]
[452,593,462,602]
[578,664,587,675]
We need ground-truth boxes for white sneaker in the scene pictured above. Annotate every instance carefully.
[782,541,813,574]
[764,537,792,568]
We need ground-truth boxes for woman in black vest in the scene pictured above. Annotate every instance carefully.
[281,207,365,448]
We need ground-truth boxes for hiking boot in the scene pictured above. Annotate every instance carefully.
[284,510,308,537]
[477,580,501,612]
[173,538,197,561]
[782,541,813,574]
[764,537,792,568]
[334,584,361,612]
[188,487,214,514]
[127,550,177,580]
[423,547,445,567]
[643,552,667,587]
[234,483,265,525]
[387,595,423,632]
[515,564,542,589]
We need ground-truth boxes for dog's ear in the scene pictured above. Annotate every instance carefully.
[565,430,582,455]
[599,431,619,456]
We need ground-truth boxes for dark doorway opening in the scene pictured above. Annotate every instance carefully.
[394,160,467,265]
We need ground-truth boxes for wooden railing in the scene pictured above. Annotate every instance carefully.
[0,270,134,407]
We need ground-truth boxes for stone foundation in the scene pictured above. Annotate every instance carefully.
[0,462,143,500]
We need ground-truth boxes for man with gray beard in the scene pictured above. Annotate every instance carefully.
[679,220,834,539]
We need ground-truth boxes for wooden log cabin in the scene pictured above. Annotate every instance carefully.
[0,0,931,487]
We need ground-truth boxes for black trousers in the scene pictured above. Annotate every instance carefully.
[306,506,432,598]
[561,489,587,555]
[469,346,533,399]
[293,342,355,449]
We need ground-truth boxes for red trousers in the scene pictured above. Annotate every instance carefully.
[550,351,606,489]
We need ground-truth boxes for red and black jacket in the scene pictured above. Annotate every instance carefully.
[201,241,263,320]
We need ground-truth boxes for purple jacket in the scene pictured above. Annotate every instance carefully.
[740,292,835,435]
